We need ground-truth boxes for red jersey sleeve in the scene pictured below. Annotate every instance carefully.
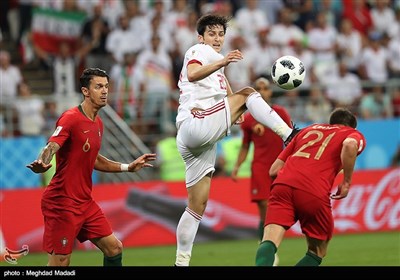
[277,139,295,162]
[48,111,73,147]
[346,131,367,155]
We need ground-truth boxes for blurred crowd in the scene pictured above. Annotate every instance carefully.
[1,0,400,149]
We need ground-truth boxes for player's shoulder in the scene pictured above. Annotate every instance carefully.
[345,127,366,142]
[188,43,218,55]
[184,44,203,61]
[186,43,204,53]
[58,106,84,124]
[194,43,210,50]
[343,127,366,153]
[59,106,79,119]
[340,125,363,136]
[338,126,365,142]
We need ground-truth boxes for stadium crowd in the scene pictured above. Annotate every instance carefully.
[0,0,399,149]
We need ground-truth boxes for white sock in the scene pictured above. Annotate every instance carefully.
[246,92,292,140]
[273,253,280,266]
[175,207,201,266]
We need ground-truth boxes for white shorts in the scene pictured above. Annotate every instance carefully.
[176,98,231,187]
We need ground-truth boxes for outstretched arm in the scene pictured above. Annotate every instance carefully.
[331,138,358,200]
[94,153,157,173]
[231,142,249,182]
[269,159,285,180]
[187,49,243,82]
[26,142,60,173]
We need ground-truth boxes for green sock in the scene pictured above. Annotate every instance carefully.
[104,253,122,266]
[258,221,264,241]
[295,251,322,266]
[255,240,277,266]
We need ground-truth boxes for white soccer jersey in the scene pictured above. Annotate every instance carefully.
[176,43,227,126]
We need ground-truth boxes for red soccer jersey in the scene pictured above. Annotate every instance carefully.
[273,124,366,200]
[42,106,103,213]
[241,105,292,171]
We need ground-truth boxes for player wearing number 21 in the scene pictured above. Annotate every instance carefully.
[255,108,366,266]
[26,68,156,266]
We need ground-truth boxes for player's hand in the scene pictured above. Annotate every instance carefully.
[330,181,351,200]
[235,114,245,125]
[224,49,243,66]
[26,160,52,173]
[128,153,156,172]
[252,123,265,136]
[231,167,239,182]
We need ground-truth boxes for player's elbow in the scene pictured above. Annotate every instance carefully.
[187,73,197,82]
[269,159,284,179]
[269,168,278,180]
[342,138,359,156]
[343,138,358,149]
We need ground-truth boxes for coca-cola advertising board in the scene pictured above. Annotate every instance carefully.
[0,168,399,253]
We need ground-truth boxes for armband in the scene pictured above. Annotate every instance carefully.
[120,163,129,172]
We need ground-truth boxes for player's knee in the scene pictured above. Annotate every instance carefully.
[50,254,70,266]
[238,86,256,96]
[319,248,327,258]
[105,238,123,257]
[202,200,208,209]
[113,239,123,256]
[308,247,327,258]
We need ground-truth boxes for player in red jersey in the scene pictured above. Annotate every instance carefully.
[231,77,292,244]
[255,107,366,266]
[26,68,156,266]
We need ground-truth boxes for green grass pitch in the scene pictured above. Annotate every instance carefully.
[1,231,399,266]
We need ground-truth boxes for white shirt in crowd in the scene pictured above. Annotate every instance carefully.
[360,46,389,83]
[14,95,45,136]
[336,28,362,71]
[0,65,22,101]
[326,72,362,105]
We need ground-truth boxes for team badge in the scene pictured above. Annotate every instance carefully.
[61,237,68,247]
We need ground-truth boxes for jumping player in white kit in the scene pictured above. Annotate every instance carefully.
[174,14,299,266]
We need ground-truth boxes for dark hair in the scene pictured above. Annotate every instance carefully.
[79,68,109,88]
[196,14,229,36]
[329,108,357,128]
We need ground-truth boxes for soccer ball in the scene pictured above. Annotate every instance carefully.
[271,55,306,90]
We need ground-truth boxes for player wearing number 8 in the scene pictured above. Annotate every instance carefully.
[255,108,366,266]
